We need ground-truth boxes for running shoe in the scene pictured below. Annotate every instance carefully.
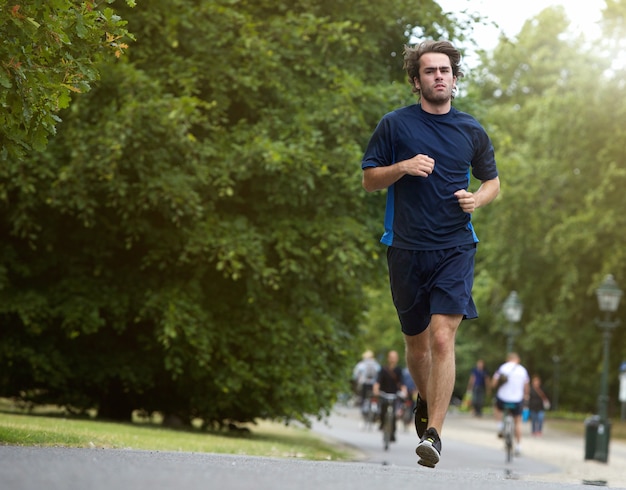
[416,427,441,468]
[413,394,428,438]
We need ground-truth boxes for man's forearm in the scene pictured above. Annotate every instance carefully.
[474,177,500,208]
[362,165,405,192]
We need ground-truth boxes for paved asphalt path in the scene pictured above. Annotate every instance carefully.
[0,445,594,490]
[310,403,559,476]
[1,405,623,490]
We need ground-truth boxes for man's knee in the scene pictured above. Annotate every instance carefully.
[430,315,461,353]
[404,333,430,361]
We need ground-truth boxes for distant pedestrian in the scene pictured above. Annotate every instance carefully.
[466,359,490,417]
[402,366,418,431]
[403,366,418,404]
[528,375,550,436]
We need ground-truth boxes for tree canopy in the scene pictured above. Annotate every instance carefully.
[3,0,626,425]
[360,4,626,415]
[449,4,626,412]
[0,0,134,161]
[0,0,456,423]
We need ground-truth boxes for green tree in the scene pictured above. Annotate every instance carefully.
[457,5,626,412]
[0,0,458,423]
[0,0,134,161]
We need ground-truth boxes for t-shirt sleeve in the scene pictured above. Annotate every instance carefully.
[362,115,394,170]
[471,126,498,181]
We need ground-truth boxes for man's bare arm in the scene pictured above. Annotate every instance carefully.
[454,177,500,214]
[362,154,435,192]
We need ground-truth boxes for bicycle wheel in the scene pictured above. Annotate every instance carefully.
[383,405,393,451]
[367,399,378,430]
[504,415,514,463]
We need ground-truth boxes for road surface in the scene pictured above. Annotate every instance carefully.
[2,404,626,490]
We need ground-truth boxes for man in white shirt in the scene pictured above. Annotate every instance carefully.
[492,352,530,454]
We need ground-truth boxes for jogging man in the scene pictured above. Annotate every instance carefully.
[361,40,500,467]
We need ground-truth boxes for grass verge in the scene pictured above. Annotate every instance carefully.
[0,407,356,461]
[547,414,626,441]
[2,400,624,460]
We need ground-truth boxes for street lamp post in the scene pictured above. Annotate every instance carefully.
[502,291,523,352]
[552,355,560,412]
[593,274,622,463]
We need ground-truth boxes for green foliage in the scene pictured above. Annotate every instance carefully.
[13,0,626,426]
[456,4,626,412]
[0,0,456,423]
[0,0,134,161]
[358,3,626,415]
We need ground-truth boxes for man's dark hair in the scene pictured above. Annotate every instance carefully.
[403,40,464,95]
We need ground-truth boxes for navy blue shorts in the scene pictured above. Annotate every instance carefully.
[386,244,478,336]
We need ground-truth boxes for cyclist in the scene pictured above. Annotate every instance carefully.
[353,350,380,408]
[373,350,407,442]
[492,352,530,455]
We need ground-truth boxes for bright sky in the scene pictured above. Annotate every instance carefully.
[437,0,606,52]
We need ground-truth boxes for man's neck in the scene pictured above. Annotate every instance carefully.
[420,99,452,115]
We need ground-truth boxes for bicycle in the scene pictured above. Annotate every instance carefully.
[379,392,398,451]
[360,390,378,431]
[501,402,517,463]
[399,393,415,431]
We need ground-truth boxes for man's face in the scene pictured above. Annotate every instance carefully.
[388,351,398,367]
[414,52,456,105]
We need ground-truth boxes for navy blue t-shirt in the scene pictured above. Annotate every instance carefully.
[362,104,498,250]
[471,366,489,390]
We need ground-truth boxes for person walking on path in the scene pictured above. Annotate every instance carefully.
[466,359,490,417]
[361,40,500,468]
[492,352,530,455]
[528,375,550,436]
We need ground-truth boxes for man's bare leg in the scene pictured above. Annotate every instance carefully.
[405,314,461,435]
[404,330,431,402]
[514,415,522,445]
